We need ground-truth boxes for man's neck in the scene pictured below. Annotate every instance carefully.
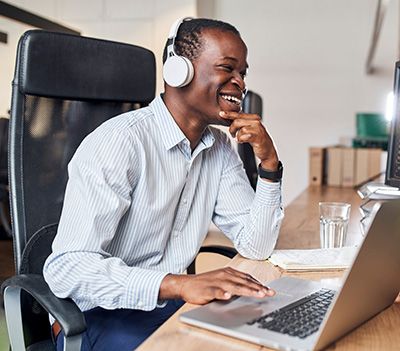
[162,92,207,151]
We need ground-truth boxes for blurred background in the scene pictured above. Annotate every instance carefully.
[0,0,398,349]
[0,0,398,204]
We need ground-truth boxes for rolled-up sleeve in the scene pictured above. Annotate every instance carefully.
[212,141,284,260]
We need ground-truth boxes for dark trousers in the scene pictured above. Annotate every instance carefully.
[56,300,184,351]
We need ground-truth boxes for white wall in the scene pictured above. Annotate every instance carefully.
[0,0,196,117]
[0,2,31,118]
[200,0,399,204]
[1,0,398,204]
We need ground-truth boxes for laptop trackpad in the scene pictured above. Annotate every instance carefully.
[184,277,323,328]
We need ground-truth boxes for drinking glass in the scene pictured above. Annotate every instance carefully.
[319,202,351,248]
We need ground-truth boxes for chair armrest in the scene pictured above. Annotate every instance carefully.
[1,274,86,337]
[187,245,238,274]
[198,245,237,258]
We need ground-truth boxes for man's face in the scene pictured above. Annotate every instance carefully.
[183,28,248,126]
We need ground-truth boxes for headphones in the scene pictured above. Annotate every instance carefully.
[163,17,194,88]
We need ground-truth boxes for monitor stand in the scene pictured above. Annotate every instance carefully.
[357,181,400,200]
[357,181,400,235]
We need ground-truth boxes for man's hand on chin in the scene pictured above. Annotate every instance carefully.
[219,110,279,170]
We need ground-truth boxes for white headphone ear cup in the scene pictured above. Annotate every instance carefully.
[181,56,194,87]
[163,55,194,88]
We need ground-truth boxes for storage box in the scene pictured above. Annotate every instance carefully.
[342,148,356,187]
[327,147,342,187]
[309,147,326,186]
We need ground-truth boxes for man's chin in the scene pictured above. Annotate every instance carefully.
[210,116,232,127]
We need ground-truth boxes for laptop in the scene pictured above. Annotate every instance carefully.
[180,200,400,350]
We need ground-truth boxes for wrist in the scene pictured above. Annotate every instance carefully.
[258,160,283,182]
[159,274,190,300]
[260,159,279,170]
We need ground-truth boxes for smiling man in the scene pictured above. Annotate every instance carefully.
[44,18,284,351]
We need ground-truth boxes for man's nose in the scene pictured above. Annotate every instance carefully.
[231,74,246,95]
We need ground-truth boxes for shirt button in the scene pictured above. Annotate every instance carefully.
[182,199,187,204]
[137,301,143,308]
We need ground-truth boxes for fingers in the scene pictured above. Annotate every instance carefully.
[220,113,264,139]
[228,278,274,298]
[219,110,278,162]
[219,111,261,134]
[227,268,275,296]
[225,267,264,287]
[219,110,261,121]
[236,126,256,143]
[217,268,275,299]
[216,289,232,300]
[181,268,275,305]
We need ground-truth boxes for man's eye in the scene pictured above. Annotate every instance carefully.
[221,65,233,72]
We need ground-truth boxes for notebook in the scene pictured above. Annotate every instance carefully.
[267,246,358,271]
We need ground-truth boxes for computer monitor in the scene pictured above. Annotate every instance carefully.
[385,61,400,188]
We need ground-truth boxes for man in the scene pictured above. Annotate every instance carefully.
[44,18,284,350]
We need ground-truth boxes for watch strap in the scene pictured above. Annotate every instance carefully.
[258,161,283,182]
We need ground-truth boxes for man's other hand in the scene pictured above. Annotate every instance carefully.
[159,267,275,305]
[219,111,279,170]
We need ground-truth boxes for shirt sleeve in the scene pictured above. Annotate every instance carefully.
[43,126,168,312]
[212,138,284,260]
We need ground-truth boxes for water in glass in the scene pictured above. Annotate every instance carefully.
[320,217,349,248]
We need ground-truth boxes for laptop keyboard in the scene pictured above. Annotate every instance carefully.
[246,288,335,339]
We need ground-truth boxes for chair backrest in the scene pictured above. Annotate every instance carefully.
[0,117,8,185]
[238,90,263,190]
[0,117,11,238]
[9,30,156,274]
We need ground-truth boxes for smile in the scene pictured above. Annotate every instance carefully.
[220,94,242,106]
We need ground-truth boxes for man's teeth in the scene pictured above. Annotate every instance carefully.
[221,95,241,105]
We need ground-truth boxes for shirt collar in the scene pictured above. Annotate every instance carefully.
[150,95,215,151]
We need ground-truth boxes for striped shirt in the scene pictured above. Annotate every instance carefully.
[43,95,284,312]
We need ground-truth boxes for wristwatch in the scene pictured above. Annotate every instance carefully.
[258,161,283,182]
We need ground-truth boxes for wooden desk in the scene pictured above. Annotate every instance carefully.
[138,186,400,350]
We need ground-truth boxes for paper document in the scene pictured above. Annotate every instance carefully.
[268,246,358,271]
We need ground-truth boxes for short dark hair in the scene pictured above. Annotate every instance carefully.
[162,18,241,64]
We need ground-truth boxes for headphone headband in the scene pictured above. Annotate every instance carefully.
[163,17,195,88]
[166,17,193,57]
[167,17,192,39]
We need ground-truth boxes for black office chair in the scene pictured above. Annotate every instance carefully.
[1,30,236,351]
[1,29,157,351]
[238,90,263,190]
[0,117,11,239]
